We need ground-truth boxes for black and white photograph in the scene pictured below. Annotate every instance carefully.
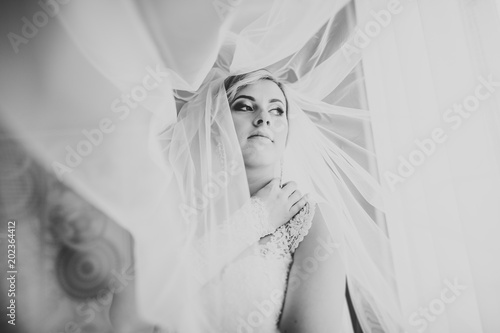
[0,0,499,332]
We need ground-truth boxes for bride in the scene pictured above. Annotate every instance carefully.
[143,67,405,332]
[191,69,347,332]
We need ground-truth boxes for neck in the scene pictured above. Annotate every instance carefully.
[246,164,278,196]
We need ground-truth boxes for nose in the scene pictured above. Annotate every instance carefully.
[253,110,271,127]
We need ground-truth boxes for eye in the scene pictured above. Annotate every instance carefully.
[270,108,284,116]
[233,102,253,112]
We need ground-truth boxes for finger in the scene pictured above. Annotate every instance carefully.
[282,181,297,188]
[281,181,297,197]
[265,178,281,189]
[289,195,308,216]
[288,190,302,205]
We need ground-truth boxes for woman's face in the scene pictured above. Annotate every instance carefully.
[230,80,288,168]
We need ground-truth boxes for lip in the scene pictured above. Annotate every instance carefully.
[248,132,274,142]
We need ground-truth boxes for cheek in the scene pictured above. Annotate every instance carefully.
[273,122,288,153]
[231,116,249,146]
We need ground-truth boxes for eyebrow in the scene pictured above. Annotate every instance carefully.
[233,95,285,105]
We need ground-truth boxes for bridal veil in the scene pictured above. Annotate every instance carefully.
[0,0,413,332]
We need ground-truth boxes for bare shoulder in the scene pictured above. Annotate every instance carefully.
[294,203,339,257]
[302,203,331,247]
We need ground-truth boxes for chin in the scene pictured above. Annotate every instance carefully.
[242,150,278,168]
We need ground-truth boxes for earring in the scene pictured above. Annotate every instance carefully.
[279,159,284,188]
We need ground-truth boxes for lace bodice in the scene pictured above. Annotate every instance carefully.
[200,198,316,332]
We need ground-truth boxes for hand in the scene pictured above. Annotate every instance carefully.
[253,178,309,231]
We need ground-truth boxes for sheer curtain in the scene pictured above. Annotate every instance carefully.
[356,0,500,332]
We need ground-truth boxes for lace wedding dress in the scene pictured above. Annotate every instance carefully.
[198,198,316,332]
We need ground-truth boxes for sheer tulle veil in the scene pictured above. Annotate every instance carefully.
[0,0,412,332]
[148,65,407,331]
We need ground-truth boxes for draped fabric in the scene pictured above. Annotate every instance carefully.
[357,1,500,332]
[7,0,500,332]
